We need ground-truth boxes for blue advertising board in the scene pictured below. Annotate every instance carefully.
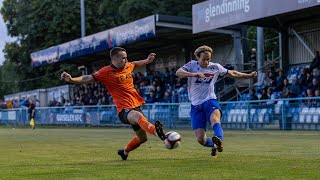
[31,15,156,67]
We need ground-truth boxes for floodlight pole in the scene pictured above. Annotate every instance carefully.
[257,27,264,75]
[80,0,88,75]
[81,0,86,37]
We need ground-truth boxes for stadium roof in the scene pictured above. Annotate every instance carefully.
[31,14,241,68]
[244,5,320,29]
[192,0,320,33]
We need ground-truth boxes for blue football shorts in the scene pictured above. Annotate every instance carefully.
[190,99,222,130]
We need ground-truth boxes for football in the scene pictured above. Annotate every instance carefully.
[163,131,181,149]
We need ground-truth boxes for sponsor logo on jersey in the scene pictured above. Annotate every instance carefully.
[195,74,214,84]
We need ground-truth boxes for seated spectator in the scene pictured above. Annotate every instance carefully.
[155,85,165,102]
[249,89,258,104]
[254,71,266,87]
[259,88,269,104]
[162,92,172,103]
[307,78,320,92]
[313,89,320,107]
[266,87,277,105]
[281,79,291,98]
[267,74,277,90]
[299,68,308,89]
[145,92,156,103]
[303,88,314,107]
[275,70,286,91]
[306,70,314,88]
[289,78,301,97]
[100,97,109,105]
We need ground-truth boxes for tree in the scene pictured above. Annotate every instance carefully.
[0,0,196,95]
[0,0,116,93]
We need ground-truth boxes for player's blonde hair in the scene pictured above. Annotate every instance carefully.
[194,45,213,59]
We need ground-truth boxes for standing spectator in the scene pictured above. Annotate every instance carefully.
[306,70,314,88]
[6,100,13,109]
[310,51,320,72]
[13,99,21,108]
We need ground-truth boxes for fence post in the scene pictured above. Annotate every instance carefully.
[246,103,251,130]
[281,102,285,131]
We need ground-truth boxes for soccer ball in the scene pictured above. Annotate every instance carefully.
[163,131,181,149]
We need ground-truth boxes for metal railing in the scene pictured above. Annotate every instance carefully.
[0,96,319,130]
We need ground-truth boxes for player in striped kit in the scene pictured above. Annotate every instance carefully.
[176,45,257,157]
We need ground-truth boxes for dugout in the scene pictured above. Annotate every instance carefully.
[30,14,243,75]
[193,0,320,71]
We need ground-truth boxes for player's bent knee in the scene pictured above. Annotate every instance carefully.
[128,110,144,123]
[197,138,205,145]
[138,137,148,143]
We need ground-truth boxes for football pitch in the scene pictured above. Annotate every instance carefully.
[0,128,319,179]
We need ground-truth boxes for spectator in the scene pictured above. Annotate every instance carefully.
[162,92,172,103]
[145,92,156,103]
[299,68,308,89]
[307,78,320,92]
[310,50,320,72]
[313,89,320,107]
[259,88,269,104]
[290,78,302,97]
[266,87,276,105]
[13,99,20,108]
[303,88,314,107]
[155,86,164,101]
[7,100,13,109]
[267,74,277,90]
[306,70,314,88]
[281,79,291,98]
[249,89,258,104]
[275,70,286,91]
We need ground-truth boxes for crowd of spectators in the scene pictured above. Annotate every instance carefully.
[2,55,320,109]
[0,97,39,110]
[46,67,188,107]
[251,63,320,107]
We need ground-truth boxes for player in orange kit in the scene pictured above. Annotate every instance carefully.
[61,47,166,160]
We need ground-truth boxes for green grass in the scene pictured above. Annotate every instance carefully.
[0,128,319,180]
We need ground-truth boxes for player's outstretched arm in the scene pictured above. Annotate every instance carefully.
[176,67,206,78]
[226,70,257,79]
[133,53,156,69]
[60,71,95,84]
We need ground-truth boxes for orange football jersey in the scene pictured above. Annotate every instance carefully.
[92,62,145,112]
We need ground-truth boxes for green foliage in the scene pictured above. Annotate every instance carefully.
[0,0,195,96]
[247,26,279,61]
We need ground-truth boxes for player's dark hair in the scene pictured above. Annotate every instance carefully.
[110,47,126,58]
